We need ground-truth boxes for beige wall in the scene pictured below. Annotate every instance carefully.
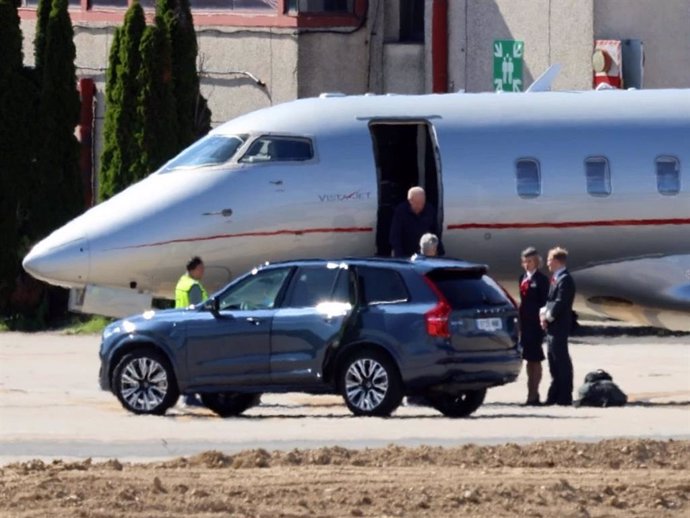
[446,0,593,92]
[594,0,690,88]
[197,27,298,123]
[296,30,370,98]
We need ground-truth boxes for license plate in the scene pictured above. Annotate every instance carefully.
[476,318,502,331]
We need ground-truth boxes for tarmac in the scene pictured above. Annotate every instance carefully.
[0,327,688,465]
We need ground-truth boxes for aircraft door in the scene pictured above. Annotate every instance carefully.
[369,122,442,256]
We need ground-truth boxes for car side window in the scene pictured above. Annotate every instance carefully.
[356,267,408,305]
[284,264,347,308]
[218,268,291,310]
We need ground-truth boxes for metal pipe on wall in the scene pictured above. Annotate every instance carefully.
[432,0,448,93]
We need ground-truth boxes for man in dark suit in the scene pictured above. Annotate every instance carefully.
[518,247,550,405]
[389,187,444,257]
[540,247,576,406]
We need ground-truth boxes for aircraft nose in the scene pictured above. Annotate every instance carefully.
[23,233,90,288]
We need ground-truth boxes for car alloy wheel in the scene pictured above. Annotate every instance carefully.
[340,350,402,417]
[345,358,389,411]
[114,350,178,415]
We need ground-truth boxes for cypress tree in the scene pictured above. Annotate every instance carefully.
[99,1,146,200]
[99,28,123,201]
[136,20,179,176]
[0,0,40,311]
[156,0,211,148]
[33,0,52,74]
[32,0,82,238]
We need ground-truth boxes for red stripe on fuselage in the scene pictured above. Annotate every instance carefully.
[447,218,690,230]
[114,218,690,250]
[115,226,374,249]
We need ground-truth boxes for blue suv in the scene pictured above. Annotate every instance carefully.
[99,257,521,418]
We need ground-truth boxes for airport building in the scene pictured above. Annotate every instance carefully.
[18,0,690,178]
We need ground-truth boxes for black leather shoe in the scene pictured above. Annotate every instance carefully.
[523,399,541,406]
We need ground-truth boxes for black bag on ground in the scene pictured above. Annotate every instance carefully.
[575,370,627,407]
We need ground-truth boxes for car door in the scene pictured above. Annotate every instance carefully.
[270,262,354,385]
[184,267,292,387]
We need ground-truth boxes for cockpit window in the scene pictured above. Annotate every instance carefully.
[161,135,247,172]
[239,136,314,163]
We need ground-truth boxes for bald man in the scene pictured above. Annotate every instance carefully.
[389,187,444,257]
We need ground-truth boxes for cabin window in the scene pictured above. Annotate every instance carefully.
[585,157,611,197]
[515,159,541,198]
[656,156,681,195]
[240,136,314,163]
[161,134,247,172]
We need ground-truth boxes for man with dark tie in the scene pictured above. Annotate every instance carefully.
[518,247,550,405]
[540,247,576,406]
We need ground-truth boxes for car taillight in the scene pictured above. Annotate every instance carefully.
[423,276,452,338]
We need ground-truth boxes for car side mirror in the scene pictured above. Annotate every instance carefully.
[203,297,220,315]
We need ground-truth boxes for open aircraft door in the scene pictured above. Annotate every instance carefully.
[368,120,443,256]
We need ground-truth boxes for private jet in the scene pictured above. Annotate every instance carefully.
[23,82,690,329]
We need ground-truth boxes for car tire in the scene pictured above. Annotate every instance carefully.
[113,350,179,415]
[339,350,403,417]
[200,392,261,417]
[428,388,487,418]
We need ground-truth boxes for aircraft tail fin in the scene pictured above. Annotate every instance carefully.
[526,64,562,92]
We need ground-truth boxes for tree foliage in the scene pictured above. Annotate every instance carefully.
[100,0,212,200]
[137,20,179,174]
[33,0,52,74]
[99,1,146,201]
[0,0,40,312]
[156,0,210,148]
[32,0,82,238]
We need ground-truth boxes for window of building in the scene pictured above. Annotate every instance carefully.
[286,0,354,13]
[656,156,681,195]
[139,0,275,9]
[240,136,314,163]
[585,157,611,197]
[515,158,541,198]
[23,0,80,5]
[356,267,408,305]
[399,0,424,42]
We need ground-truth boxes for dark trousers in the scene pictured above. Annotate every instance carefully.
[545,332,573,405]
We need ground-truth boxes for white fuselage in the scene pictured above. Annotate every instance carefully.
[23,89,690,329]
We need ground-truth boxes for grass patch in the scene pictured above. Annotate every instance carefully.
[63,315,113,335]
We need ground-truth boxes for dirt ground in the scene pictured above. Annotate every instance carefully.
[1,439,688,517]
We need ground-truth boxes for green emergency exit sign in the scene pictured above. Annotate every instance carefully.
[493,40,524,92]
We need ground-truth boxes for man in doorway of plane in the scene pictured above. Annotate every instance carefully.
[389,186,444,258]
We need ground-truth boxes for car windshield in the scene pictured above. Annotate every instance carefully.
[160,134,247,172]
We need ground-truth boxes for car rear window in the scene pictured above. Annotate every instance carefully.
[428,270,511,310]
[356,266,408,305]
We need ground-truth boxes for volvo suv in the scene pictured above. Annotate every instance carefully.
[99,257,521,418]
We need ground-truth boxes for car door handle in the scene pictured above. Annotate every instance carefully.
[246,317,262,325]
